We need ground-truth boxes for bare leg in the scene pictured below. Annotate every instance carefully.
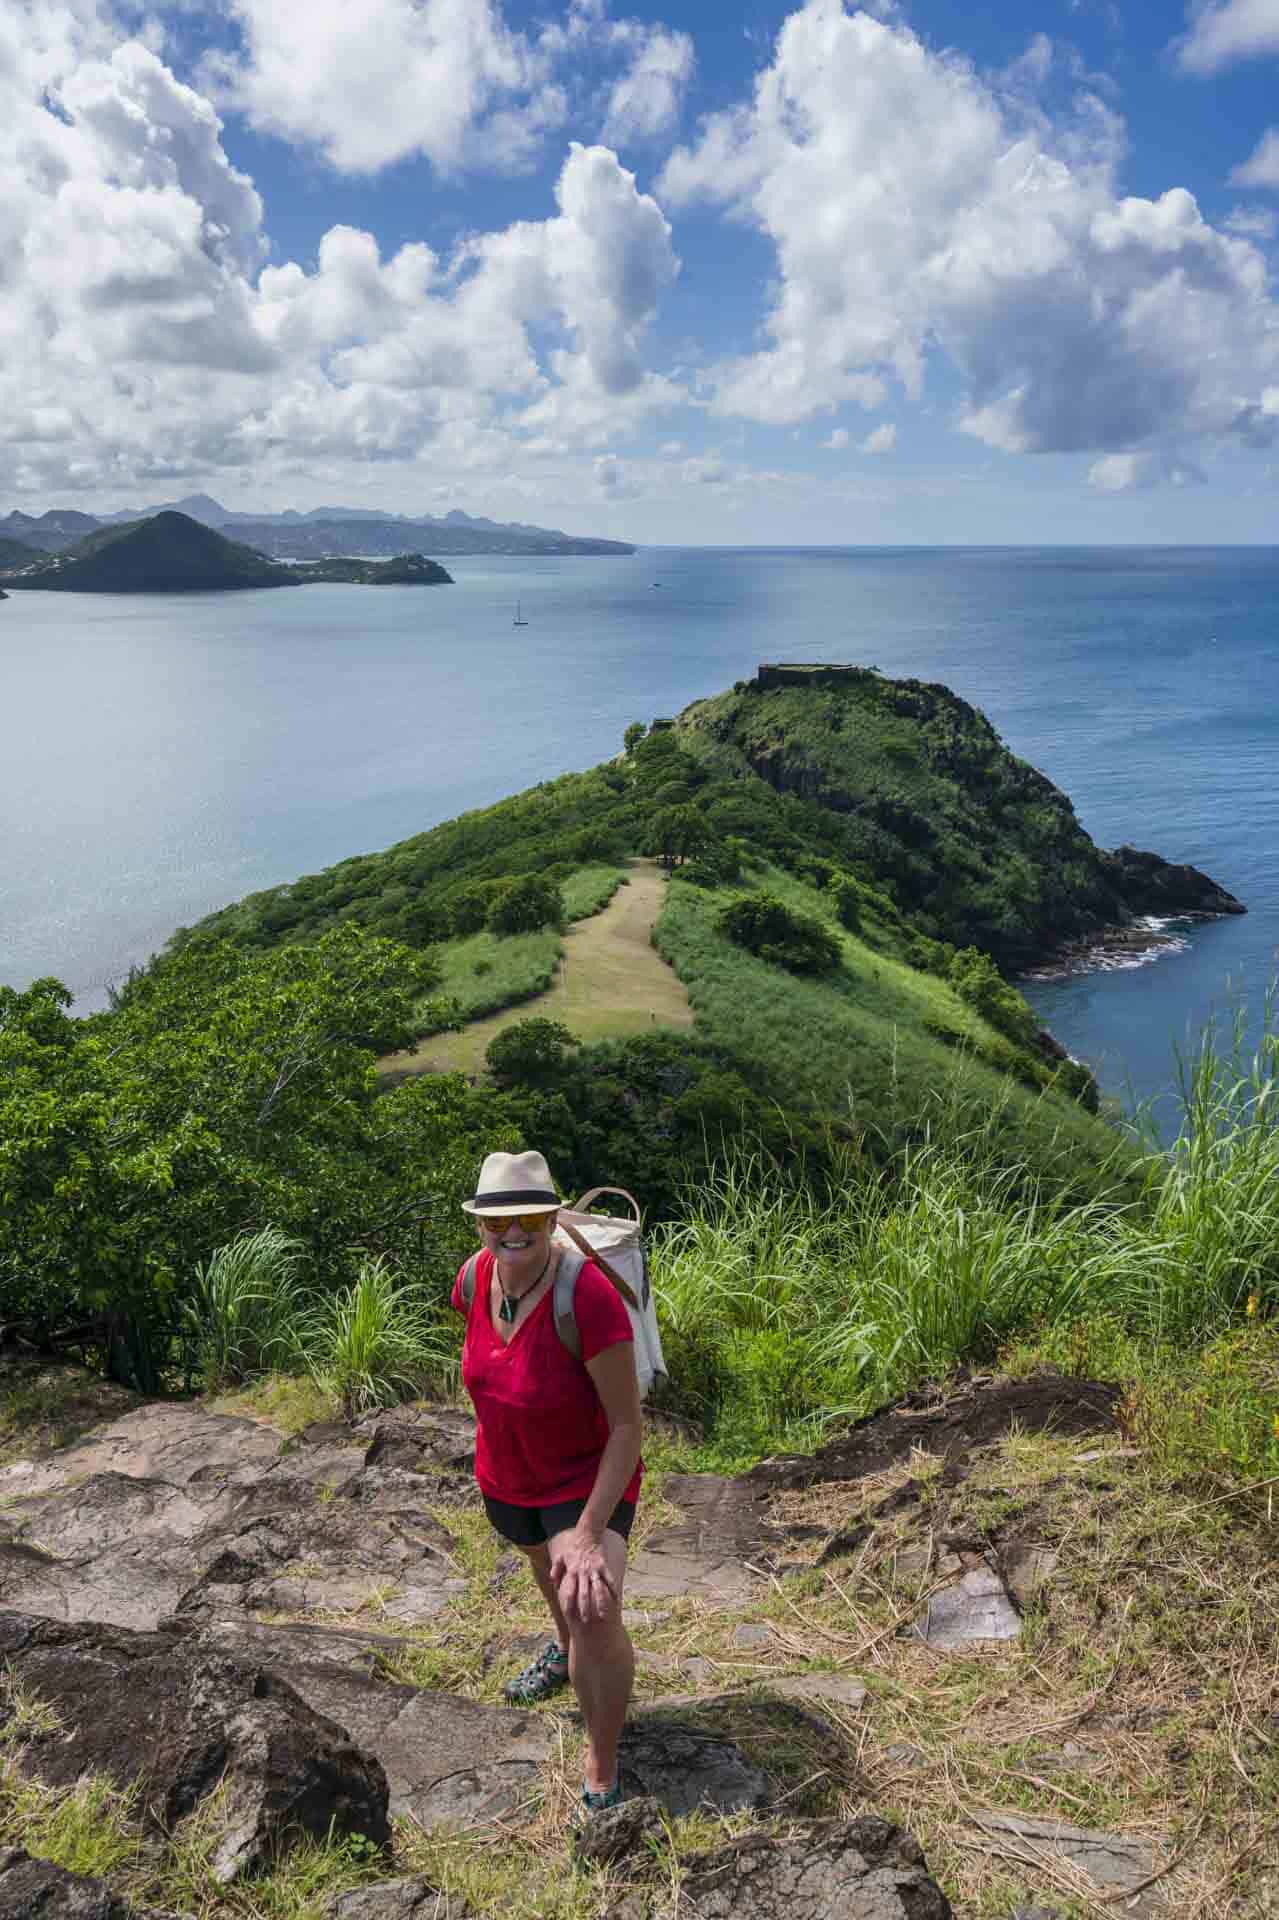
[549,1527,634,1794]
[521,1541,571,1651]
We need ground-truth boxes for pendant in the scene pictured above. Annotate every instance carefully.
[498,1293,517,1324]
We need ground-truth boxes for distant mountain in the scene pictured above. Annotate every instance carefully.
[2,496,635,556]
[0,509,100,553]
[0,512,300,593]
[0,535,41,569]
[0,513,455,594]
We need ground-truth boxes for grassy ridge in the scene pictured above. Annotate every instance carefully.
[653,861,1129,1192]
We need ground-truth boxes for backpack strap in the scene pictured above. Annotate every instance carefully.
[460,1251,482,1309]
[554,1248,586,1361]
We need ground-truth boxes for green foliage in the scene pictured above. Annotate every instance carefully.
[654,866,1131,1196]
[717,891,843,976]
[485,1019,576,1085]
[0,931,496,1385]
[486,876,564,935]
[947,946,1039,1048]
[293,1256,456,1415]
[183,1227,306,1388]
[623,721,647,754]
[648,803,711,868]
[678,675,1160,968]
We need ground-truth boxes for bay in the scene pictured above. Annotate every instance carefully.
[2,545,1277,1130]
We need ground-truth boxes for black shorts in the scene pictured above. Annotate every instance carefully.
[483,1493,636,1549]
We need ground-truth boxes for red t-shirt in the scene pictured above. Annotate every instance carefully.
[451,1248,643,1507]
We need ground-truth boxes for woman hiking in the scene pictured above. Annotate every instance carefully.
[452,1150,642,1815]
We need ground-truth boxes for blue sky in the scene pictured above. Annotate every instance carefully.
[5,0,1279,541]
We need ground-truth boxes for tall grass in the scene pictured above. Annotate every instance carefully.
[292,1257,456,1416]
[651,1007,1279,1460]
[182,1227,306,1388]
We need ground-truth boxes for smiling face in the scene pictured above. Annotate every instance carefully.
[478,1208,557,1280]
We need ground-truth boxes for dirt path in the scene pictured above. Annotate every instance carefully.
[390,858,693,1077]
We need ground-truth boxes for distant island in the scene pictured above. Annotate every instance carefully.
[0,492,634,560]
[0,512,452,595]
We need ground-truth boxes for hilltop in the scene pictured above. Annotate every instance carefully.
[0,511,299,593]
[0,513,453,594]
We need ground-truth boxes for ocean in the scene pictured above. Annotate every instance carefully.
[3,545,1277,1130]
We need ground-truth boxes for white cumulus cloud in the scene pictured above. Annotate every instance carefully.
[1175,0,1279,73]
[661,0,1279,468]
[0,9,683,502]
[602,24,694,142]
[862,423,897,453]
[1231,128,1279,188]
[823,427,850,448]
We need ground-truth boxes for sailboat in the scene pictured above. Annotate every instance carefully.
[513,599,528,626]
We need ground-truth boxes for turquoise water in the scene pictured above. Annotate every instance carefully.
[3,546,1277,1126]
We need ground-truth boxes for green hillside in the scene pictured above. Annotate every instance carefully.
[0,535,39,569]
[0,510,299,592]
[676,665,1244,969]
[156,661,1251,1201]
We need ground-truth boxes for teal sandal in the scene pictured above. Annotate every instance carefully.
[503,1639,570,1704]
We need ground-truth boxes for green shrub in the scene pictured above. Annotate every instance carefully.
[717,891,843,976]
[182,1226,306,1388]
[486,877,563,936]
[293,1257,453,1416]
[947,946,1038,1048]
[486,1018,576,1086]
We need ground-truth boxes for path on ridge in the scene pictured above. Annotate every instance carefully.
[392,858,693,1078]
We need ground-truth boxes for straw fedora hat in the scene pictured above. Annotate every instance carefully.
[461,1149,561,1217]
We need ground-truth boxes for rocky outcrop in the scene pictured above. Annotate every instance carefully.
[1102,844,1246,918]
[0,1850,179,1920]
[0,1614,390,1883]
[673,1818,953,1920]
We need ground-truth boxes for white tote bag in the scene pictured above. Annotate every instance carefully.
[553,1186,668,1399]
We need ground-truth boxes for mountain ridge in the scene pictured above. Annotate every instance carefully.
[1,494,635,557]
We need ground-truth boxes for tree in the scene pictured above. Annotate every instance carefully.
[485,1019,576,1086]
[0,927,450,1386]
[486,877,563,935]
[717,892,843,975]
[623,721,647,755]
[650,805,711,869]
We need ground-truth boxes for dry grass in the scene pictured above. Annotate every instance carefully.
[3,1414,1277,1918]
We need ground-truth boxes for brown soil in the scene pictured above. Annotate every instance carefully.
[746,1369,1123,1493]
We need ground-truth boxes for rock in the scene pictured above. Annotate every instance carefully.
[762,1674,868,1713]
[675,1816,952,1919]
[626,1477,790,1607]
[0,1851,184,1920]
[260,1660,556,1831]
[618,1715,770,1817]
[0,1405,467,1633]
[0,1613,389,1883]
[967,1812,1170,1915]
[1002,1548,1058,1613]
[733,1624,772,1649]
[0,1854,122,1920]
[0,1405,284,1502]
[915,1566,1021,1649]
[570,1795,667,1868]
[191,1618,415,1675]
[329,1881,472,1920]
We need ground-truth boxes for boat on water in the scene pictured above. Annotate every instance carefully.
[513,599,528,626]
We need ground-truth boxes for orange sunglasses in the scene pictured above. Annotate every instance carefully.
[477,1212,556,1234]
